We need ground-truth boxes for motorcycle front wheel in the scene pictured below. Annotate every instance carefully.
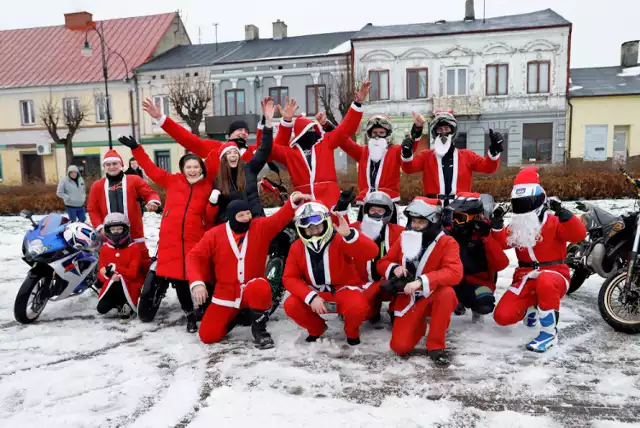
[598,270,640,334]
[14,268,53,324]
[137,270,168,322]
[266,255,286,316]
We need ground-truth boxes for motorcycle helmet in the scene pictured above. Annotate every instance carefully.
[103,213,131,248]
[294,202,334,253]
[444,193,487,235]
[365,114,393,138]
[363,191,394,224]
[404,197,442,231]
[64,223,99,249]
[429,110,458,141]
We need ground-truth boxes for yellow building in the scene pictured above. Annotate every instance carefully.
[0,11,190,185]
[568,45,640,163]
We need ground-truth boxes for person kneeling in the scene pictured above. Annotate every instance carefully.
[187,193,311,349]
[377,197,463,367]
[97,213,144,323]
[283,202,378,346]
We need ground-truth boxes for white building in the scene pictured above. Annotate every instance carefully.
[351,7,572,165]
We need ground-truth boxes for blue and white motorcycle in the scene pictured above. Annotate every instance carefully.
[15,210,100,324]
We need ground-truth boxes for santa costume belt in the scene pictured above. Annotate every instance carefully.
[518,260,565,269]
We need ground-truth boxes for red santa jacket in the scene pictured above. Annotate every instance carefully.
[186,198,297,308]
[377,232,463,316]
[132,146,215,280]
[97,242,145,309]
[87,174,160,241]
[283,228,378,305]
[351,221,404,283]
[492,211,586,295]
[401,148,499,196]
[268,103,363,208]
[159,115,255,163]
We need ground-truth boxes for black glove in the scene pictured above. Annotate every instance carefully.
[575,201,588,212]
[323,121,336,132]
[104,264,115,279]
[474,221,491,237]
[410,123,423,140]
[118,136,139,149]
[491,206,505,230]
[334,187,355,212]
[548,197,573,223]
[488,129,504,156]
[380,274,414,295]
[401,135,414,159]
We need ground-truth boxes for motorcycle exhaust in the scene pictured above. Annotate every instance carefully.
[588,243,616,278]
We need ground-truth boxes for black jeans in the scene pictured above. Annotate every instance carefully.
[454,281,496,315]
[97,282,128,314]
[166,278,213,314]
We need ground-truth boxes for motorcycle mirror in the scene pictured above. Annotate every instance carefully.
[20,210,33,219]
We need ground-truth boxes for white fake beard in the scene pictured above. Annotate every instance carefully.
[361,215,384,240]
[368,138,388,162]
[507,210,543,249]
[433,135,453,158]
[401,230,423,261]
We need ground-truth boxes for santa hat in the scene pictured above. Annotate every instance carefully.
[219,142,240,160]
[289,115,324,147]
[511,166,545,199]
[103,150,123,165]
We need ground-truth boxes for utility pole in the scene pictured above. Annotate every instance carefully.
[213,23,219,52]
[198,27,201,44]
[483,0,486,23]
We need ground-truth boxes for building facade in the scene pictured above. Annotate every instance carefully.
[351,8,571,166]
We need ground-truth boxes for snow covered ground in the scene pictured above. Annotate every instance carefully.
[1,200,640,428]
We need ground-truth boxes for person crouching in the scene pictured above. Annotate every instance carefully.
[283,202,378,346]
[377,197,462,366]
[97,213,144,323]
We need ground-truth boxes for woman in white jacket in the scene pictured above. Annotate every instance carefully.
[56,165,87,222]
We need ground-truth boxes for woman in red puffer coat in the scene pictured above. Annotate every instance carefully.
[118,136,218,333]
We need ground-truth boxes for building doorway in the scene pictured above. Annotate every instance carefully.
[21,152,44,184]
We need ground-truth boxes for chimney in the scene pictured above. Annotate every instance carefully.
[64,12,94,31]
[464,0,475,21]
[621,41,639,68]
[245,24,260,41]
[273,19,287,40]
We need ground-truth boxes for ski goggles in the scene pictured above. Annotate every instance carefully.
[451,212,485,225]
[296,214,327,228]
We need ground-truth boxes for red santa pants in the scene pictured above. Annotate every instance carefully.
[198,278,272,344]
[283,288,369,339]
[363,281,394,319]
[493,272,567,326]
[390,287,458,355]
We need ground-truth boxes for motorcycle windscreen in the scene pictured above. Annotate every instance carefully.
[39,214,70,236]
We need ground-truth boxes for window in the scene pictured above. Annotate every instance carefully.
[95,94,113,123]
[152,95,171,117]
[486,64,509,96]
[269,87,289,106]
[20,100,36,125]
[63,98,80,117]
[369,70,390,101]
[225,89,246,115]
[155,150,171,172]
[306,85,326,115]
[527,61,550,94]
[446,68,468,96]
[406,69,428,99]
[522,123,553,163]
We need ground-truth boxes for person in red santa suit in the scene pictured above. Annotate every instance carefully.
[377,197,463,367]
[443,193,509,322]
[491,167,586,352]
[349,192,405,324]
[401,110,504,205]
[283,202,378,345]
[87,150,161,274]
[187,192,312,349]
[265,82,371,209]
[96,213,145,323]
[318,111,424,222]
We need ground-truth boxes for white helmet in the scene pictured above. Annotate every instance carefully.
[365,114,393,138]
[294,202,334,253]
[64,223,99,249]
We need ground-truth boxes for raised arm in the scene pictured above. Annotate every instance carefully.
[317,111,363,161]
[470,150,500,174]
[326,82,371,150]
[248,98,276,174]
[400,147,427,175]
[131,146,171,188]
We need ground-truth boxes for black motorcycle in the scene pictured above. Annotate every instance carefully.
[596,169,640,334]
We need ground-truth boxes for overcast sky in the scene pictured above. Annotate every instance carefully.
[2,0,638,68]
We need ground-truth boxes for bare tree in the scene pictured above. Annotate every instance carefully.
[40,97,91,167]
[167,71,212,136]
[319,61,368,125]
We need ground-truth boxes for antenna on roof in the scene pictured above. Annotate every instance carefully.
[213,23,219,52]
[483,0,486,23]
[198,27,202,44]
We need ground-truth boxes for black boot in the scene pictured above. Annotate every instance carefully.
[250,309,274,350]
[429,349,451,367]
[347,337,361,346]
[186,311,198,333]
[454,302,467,316]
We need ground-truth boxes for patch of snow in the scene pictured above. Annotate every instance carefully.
[327,40,352,55]
[617,65,640,77]
[569,85,583,91]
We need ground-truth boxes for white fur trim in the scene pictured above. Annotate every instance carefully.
[351,102,364,113]
[257,121,264,130]
[488,151,500,161]
[102,157,122,165]
[225,222,249,284]
[100,276,136,313]
[280,118,293,128]
[158,115,167,126]
[104,174,128,220]
[219,145,240,160]
[452,149,459,195]
[147,200,161,206]
[385,263,399,280]
[420,274,431,294]
[343,228,359,244]
[190,281,206,292]
[209,189,221,204]
[290,122,323,147]
[304,290,318,305]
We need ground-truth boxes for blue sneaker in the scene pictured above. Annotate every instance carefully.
[526,309,558,353]
[523,306,538,328]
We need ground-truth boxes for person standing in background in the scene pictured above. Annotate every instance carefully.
[125,158,145,178]
[56,165,87,222]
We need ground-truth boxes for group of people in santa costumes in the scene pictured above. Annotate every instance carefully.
[80,82,586,366]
